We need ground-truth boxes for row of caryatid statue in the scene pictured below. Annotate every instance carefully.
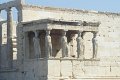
[61,30,98,59]
[77,31,98,59]
[32,30,52,58]
[32,30,98,59]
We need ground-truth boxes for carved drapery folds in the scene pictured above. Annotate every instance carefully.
[92,32,98,59]
[76,31,84,59]
[33,31,41,58]
[61,30,68,58]
[45,29,52,58]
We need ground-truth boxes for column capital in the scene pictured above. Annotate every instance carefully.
[62,29,68,33]
[62,29,68,32]
[92,31,98,38]
[92,31,98,34]
[77,30,83,34]
[77,30,83,33]
[46,28,52,31]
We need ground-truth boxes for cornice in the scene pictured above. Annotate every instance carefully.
[21,18,100,27]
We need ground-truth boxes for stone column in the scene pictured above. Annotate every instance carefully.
[0,24,1,69]
[76,31,84,59]
[33,31,41,58]
[6,7,13,68]
[45,29,52,58]
[92,32,98,59]
[61,30,68,58]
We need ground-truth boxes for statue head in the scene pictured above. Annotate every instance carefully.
[46,30,50,36]
[77,30,82,37]
[34,31,39,37]
[93,31,98,38]
[62,30,68,36]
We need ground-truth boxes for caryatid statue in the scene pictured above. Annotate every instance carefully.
[61,30,68,58]
[45,30,52,58]
[33,31,41,58]
[92,32,98,59]
[76,31,84,59]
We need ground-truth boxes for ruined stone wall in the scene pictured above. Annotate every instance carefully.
[17,6,120,80]
[0,21,18,80]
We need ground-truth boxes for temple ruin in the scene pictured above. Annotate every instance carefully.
[0,0,120,80]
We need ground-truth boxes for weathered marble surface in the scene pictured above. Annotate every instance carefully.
[0,0,120,80]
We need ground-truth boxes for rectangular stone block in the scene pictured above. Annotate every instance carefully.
[72,61,85,78]
[84,61,100,66]
[111,67,120,76]
[84,66,99,76]
[24,60,48,80]
[60,60,72,78]
[100,61,120,67]
[48,60,60,77]
[98,66,111,76]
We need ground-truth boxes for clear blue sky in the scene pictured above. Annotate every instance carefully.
[0,0,120,21]
[0,0,119,13]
